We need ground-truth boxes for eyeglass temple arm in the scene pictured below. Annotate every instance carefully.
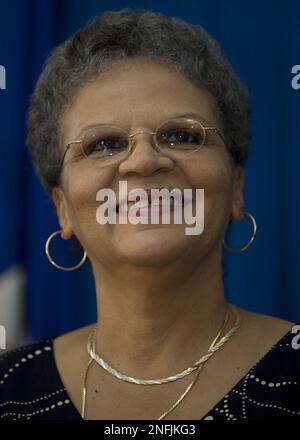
[204,127,227,146]
[205,127,241,162]
[57,141,82,180]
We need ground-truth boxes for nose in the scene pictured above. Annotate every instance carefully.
[117,129,174,177]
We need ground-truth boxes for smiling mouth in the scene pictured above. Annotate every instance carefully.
[116,195,186,214]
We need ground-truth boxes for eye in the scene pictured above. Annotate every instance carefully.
[165,129,199,144]
[86,137,120,153]
[83,134,128,158]
[157,127,204,149]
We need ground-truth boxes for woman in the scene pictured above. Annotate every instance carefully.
[1,9,299,421]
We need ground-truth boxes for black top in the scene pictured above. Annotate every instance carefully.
[1,323,300,420]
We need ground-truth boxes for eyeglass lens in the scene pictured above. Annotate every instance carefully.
[81,119,206,163]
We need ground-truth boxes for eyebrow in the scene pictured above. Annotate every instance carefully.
[75,112,214,140]
[171,112,213,124]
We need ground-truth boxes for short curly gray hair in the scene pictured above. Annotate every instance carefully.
[26,8,251,194]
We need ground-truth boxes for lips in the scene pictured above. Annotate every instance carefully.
[116,187,189,214]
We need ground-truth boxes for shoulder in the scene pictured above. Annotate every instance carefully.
[0,336,81,420]
[237,306,296,341]
[0,337,58,407]
[0,337,54,376]
[208,310,300,420]
[235,306,300,367]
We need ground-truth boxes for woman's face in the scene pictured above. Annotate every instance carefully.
[52,57,244,268]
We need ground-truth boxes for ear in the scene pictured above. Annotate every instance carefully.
[230,166,245,221]
[51,187,73,240]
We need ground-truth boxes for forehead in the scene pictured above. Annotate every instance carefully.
[61,58,221,144]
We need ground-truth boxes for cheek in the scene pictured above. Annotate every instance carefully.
[186,152,233,230]
[188,150,233,196]
[62,166,117,233]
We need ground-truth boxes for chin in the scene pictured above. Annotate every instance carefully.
[116,232,190,266]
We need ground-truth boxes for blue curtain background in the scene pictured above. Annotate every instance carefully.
[1,0,300,341]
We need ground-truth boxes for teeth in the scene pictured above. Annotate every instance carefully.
[118,203,128,214]
[117,197,184,213]
[135,200,151,209]
[151,199,171,207]
[152,198,183,206]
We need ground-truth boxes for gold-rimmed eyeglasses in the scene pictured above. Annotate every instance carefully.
[59,117,226,172]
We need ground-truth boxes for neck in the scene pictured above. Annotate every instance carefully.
[91,248,229,378]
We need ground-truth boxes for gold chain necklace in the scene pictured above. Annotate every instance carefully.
[81,304,241,419]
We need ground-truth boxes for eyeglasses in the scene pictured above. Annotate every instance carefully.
[60,117,226,171]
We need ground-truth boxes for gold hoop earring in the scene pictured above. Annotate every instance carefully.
[45,229,87,271]
[223,211,257,253]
